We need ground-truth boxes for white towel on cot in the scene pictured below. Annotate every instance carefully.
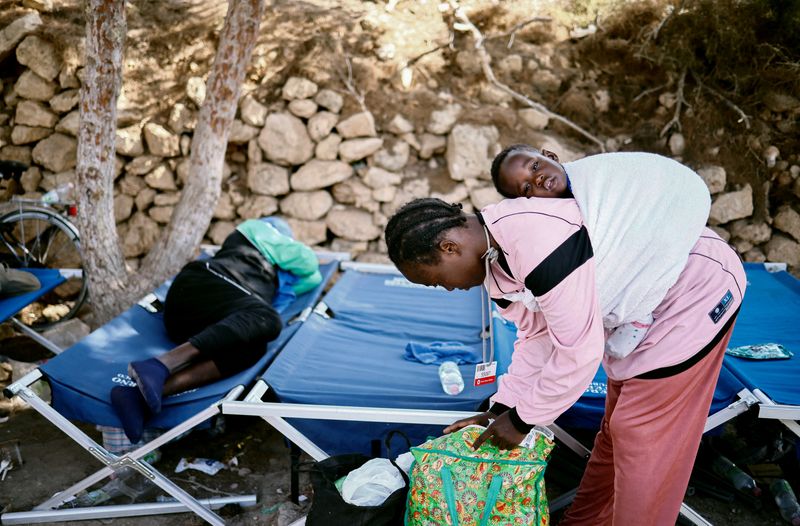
[566,152,711,328]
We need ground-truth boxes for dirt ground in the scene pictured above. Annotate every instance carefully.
[1,0,799,524]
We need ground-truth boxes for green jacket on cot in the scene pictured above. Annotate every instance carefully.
[236,219,322,295]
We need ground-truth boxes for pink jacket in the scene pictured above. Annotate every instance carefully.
[480,197,745,427]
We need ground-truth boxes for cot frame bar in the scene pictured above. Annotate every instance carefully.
[10,317,63,355]
[2,371,250,526]
[753,388,800,438]
[221,394,709,526]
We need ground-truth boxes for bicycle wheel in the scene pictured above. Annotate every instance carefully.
[0,205,87,330]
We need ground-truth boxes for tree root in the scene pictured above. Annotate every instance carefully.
[691,70,751,129]
[660,68,688,137]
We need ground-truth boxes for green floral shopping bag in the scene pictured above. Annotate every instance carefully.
[405,425,554,525]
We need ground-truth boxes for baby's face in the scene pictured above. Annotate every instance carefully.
[498,150,568,198]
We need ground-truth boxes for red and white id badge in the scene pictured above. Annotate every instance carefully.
[474,361,497,386]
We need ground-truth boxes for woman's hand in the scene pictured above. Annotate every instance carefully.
[471,411,526,451]
[443,411,494,434]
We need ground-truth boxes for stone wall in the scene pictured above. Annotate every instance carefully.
[2,14,799,272]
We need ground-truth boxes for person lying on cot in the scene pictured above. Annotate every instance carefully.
[384,192,745,526]
[110,217,321,443]
[490,144,711,359]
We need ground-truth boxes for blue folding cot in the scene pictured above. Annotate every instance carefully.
[2,257,342,525]
[0,268,67,355]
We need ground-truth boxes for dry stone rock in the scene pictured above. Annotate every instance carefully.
[773,206,800,243]
[280,191,333,220]
[668,133,685,156]
[167,103,194,133]
[240,94,268,127]
[307,111,338,142]
[709,185,753,225]
[116,124,144,157]
[419,133,446,159]
[237,195,278,219]
[214,192,236,220]
[15,100,57,128]
[765,235,800,267]
[432,183,469,203]
[372,186,396,202]
[282,77,318,101]
[315,133,342,160]
[209,221,236,246]
[186,77,206,106]
[11,125,51,145]
[387,114,414,135]
[446,124,499,180]
[49,89,80,114]
[400,132,421,151]
[373,140,409,172]
[20,166,41,192]
[455,50,482,75]
[326,207,382,241]
[427,103,462,135]
[32,133,76,172]
[114,193,134,223]
[382,178,431,217]
[55,111,79,136]
[126,155,161,176]
[286,218,327,246]
[288,99,318,119]
[732,239,753,254]
[332,178,374,210]
[120,173,146,196]
[469,185,504,209]
[16,35,59,81]
[14,70,57,101]
[362,166,401,189]
[0,13,42,63]
[40,319,90,351]
[144,123,180,157]
[336,112,377,139]
[148,206,174,224]
[228,120,258,144]
[291,159,353,191]
[744,247,766,263]
[0,145,32,165]
[479,85,512,105]
[144,164,177,191]
[697,165,726,194]
[729,220,771,245]
[339,137,384,163]
[314,89,343,113]
[154,192,181,206]
[122,212,160,258]
[259,112,314,166]
[498,54,523,76]
[248,162,289,196]
[518,108,549,130]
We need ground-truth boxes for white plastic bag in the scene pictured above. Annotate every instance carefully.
[340,458,405,506]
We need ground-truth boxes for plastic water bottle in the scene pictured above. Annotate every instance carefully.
[710,453,762,496]
[438,361,464,395]
[770,479,800,526]
[41,182,75,204]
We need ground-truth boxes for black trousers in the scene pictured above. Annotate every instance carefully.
[162,261,282,376]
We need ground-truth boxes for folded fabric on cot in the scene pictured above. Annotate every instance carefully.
[403,341,481,365]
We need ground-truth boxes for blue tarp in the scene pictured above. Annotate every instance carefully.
[40,261,338,429]
[0,268,64,322]
[264,270,496,456]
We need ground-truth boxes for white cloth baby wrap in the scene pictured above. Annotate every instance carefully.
[507,152,711,332]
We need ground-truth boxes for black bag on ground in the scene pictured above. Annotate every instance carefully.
[306,452,409,526]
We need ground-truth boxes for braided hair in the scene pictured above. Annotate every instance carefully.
[385,198,468,267]
[490,143,540,198]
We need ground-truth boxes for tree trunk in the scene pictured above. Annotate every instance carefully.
[138,0,266,290]
[75,0,129,325]
[76,0,265,326]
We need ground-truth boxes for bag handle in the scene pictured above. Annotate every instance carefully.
[384,429,412,458]
[478,475,504,526]
[440,466,460,526]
